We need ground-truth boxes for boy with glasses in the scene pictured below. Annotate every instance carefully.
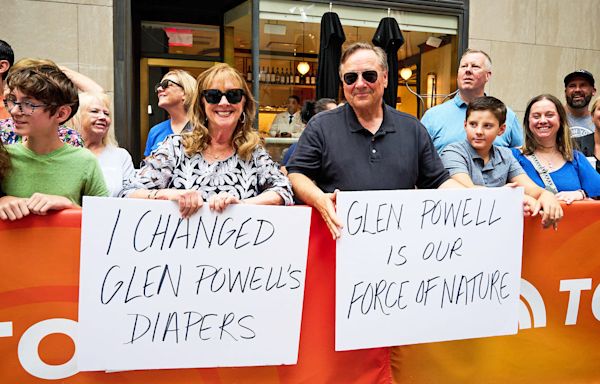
[1,57,103,147]
[0,59,108,221]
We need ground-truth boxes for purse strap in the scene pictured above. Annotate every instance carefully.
[526,153,559,194]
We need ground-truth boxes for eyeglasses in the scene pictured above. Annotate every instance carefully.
[154,79,183,93]
[342,70,379,86]
[3,98,47,116]
[202,89,245,104]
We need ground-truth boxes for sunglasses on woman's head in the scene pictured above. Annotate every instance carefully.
[154,79,183,93]
[202,89,245,104]
[342,70,378,85]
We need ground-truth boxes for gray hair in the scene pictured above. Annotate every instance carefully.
[339,42,388,75]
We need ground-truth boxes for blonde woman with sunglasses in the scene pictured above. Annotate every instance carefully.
[121,63,293,217]
[143,69,196,157]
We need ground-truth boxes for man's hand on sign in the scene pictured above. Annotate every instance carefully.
[315,189,343,240]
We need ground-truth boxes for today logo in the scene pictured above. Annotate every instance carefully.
[2,278,599,380]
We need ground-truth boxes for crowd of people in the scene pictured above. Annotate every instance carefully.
[0,38,598,227]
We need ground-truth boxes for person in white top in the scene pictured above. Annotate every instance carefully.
[70,92,134,196]
[269,95,303,137]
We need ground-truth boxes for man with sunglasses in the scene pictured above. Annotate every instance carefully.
[287,42,461,239]
[421,49,523,153]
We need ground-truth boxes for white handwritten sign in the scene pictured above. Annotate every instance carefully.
[335,188,523,351]
[78,197,311,371]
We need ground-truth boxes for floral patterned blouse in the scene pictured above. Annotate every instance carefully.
[0,118,83,147]
[121,135,294,205]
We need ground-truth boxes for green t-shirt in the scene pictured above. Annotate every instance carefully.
[3,143,108,205]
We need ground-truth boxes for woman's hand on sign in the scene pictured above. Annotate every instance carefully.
[208,191,240,213]
[155,189,203,218]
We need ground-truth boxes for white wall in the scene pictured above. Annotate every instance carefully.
[468,0,600,120]
[2,0,114,96]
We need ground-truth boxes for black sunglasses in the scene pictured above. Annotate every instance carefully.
[342,70,378,85]
[154,79,183,93]
[202,89,245,104]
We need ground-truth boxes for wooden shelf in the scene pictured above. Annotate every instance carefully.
[247,81,315,90]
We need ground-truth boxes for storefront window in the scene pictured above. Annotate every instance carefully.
[226,1,459,139]
[141,21,221,58]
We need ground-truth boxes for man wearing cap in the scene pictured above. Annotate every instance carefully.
[421,49,523,153]
[564,70,596,157]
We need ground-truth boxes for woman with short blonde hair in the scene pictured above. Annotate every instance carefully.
[71,92,134,197]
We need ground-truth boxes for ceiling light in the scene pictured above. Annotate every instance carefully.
[400,67,413,81]
[297,61,310,76]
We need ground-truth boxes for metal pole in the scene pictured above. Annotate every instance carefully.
[252,0,260,129]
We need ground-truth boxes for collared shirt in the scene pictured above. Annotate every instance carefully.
[269,111,304,137]
[421,93,523,153]
[286,103,449,192]
[440,140,524,187]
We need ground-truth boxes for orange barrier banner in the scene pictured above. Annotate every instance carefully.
[0,209,389,383]
[2,202,600,383]
[392,201,600,383]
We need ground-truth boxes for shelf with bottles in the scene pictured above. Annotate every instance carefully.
[241,57,318,87]
[248,81,316,90]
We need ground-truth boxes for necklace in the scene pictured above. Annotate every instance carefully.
[534,151,557,171]
[204,146,233,160]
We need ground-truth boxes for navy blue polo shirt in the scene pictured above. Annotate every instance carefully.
[286,103,449,192]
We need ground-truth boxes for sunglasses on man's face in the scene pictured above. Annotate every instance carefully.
[202,89,245,104]
[154,79,183,93]
[342,70,379,86]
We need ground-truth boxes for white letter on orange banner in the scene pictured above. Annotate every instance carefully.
[559,278,592,325]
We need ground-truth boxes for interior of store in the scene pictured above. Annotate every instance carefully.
[136,0,460,159]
